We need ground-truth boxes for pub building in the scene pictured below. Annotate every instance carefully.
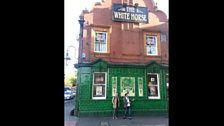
[75,0,168,117]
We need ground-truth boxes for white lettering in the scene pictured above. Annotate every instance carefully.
[131,13,135,20]
[126,13,130,20]
[114,11,147,22]
[142,15,147,21]
[114,12,131,20]
[131,13,147,22]
[126,7,135,13]
[114,12,119,18]
[118,12,123,18]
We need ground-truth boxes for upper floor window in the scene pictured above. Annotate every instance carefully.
[146,35,158,55]
[144,32,160,56]
[94,32,107,53]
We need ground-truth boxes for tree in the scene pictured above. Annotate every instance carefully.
[65,73,77,87]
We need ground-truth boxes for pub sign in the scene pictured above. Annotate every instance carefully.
[112,3,148,23]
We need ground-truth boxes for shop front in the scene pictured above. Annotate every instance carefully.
[75,59,168,117]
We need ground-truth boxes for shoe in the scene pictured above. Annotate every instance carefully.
[123,117,127,119]
[115,117,118,119]
[113,117,115,119]
[128,117,132,120]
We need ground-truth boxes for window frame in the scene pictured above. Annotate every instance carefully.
[147,73,160,99]
[146,35,158,56]
[92,72,107,100]
[94,31,108,53]
[143,32,161,56]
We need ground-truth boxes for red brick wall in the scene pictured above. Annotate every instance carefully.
[80,0,168,64]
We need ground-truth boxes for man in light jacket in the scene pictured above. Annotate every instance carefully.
[112,93,120,119]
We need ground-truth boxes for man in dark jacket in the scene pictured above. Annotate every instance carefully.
[123,93,132,119]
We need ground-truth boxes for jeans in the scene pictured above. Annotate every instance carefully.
[124,106,131,118]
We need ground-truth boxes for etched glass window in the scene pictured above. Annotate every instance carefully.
[92,72,106,99]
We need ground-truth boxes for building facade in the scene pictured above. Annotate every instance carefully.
[75,0,168,117]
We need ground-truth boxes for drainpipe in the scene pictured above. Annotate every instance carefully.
[78,13,85,63]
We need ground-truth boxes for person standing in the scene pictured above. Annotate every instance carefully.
[112,93,120,119]
[123,93,132,120]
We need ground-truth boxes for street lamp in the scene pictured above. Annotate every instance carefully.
[65,50,71,66]
[64,45,77,66]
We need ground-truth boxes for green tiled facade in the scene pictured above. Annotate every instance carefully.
[74,59,168,117]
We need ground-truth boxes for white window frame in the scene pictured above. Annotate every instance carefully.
[147,73,160,99]
[94,31,107,53]
[92,72,107,100]
[146,35,158,56]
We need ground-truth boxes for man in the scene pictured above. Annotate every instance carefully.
[123,93,132,120]
[112,93,120,119]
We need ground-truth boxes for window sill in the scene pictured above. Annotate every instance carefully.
[148,96,161,99]
[94,52,110,55]
[144,55,161,58]
[92,97,106,100]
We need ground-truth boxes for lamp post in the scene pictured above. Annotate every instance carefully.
[64,45,77,66]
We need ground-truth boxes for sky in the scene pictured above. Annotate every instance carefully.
[64,0,168,72]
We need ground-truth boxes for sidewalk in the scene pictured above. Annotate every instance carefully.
[64,103,77,126]
[64,120,77,126]
[75,116,168,126]
[64,115,78,126]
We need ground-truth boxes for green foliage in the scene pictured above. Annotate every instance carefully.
[65,73,77,87]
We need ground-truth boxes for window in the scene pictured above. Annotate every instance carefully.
[166,74,169,98]
[120,77,135,96]
[146,35,158,55]
[92,72,106,99]
[94,32,107,53]
[112,77,117,97]
[91,27,110,53]
[147,73,160,99]
[144,32,161,56]
[138,77,143,97]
